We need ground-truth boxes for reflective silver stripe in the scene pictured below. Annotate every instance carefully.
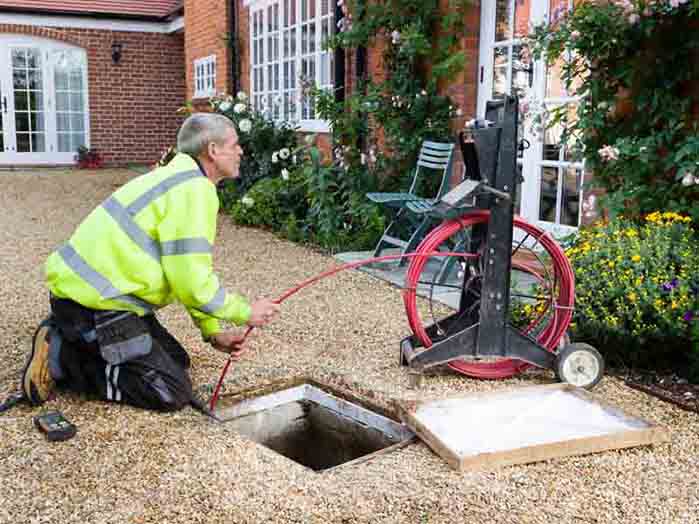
[60,243,122,299]
[126,169,202,215]
[58,244,154,313]
[102,197,161,262]
[161,237,212,256]
[105,364,113,400]
[113,366,122,402]
[199,287,226,314]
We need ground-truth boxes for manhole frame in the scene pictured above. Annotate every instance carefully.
[192,376,416,473]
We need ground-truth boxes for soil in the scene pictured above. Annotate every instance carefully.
[623,370,699,414]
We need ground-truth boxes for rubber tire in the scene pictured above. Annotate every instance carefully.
[556,342,605,390]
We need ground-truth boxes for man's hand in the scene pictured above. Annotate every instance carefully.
[210,331,248,358]
[247,298,281,327]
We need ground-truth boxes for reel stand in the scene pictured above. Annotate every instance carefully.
[399,97,604,389]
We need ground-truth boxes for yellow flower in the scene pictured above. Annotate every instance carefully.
[628,292,637,303]
[632,254,641,262]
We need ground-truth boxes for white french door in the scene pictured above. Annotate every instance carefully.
[478,0,584,238]
[0,36,89,165]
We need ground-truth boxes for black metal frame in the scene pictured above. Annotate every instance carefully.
[400,96,557,372]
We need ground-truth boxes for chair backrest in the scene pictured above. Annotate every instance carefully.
[408,140,455,199]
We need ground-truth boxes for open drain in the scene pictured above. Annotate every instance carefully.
[209,382,415,471]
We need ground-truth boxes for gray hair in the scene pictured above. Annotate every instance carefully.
[177,113,237,157]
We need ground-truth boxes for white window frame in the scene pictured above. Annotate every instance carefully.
[193,55,217,99]
[248,0,334,132]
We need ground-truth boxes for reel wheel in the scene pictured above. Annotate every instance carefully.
[556,342,604,389]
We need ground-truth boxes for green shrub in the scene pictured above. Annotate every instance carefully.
[567,212,699,377]
[227,168,308,230]
[210,92,298,207]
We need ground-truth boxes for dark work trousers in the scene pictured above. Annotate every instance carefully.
[49,296,193,412]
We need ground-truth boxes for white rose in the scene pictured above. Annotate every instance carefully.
[241,196,254,207]
[279,148,290,160]
[237,91,248,101]
[272,152,279,163]
[233,103,246,114]
[681,173,696,187]
[238,119,252,133]
[281,168,290,181]
[219,101,232,112]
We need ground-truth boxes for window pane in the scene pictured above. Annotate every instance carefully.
[17,133,30,152]
[321,0,329,16]
[511,45,531,100]
[13,69,27,90]
[28,69,42,90]
[309,21,316,53]
[29,91,43,112]
[55,70,69,90]
[71,113,85,132]
[56,92,69,111]
[14,90,28,111]
[11,48,26,68]
[30,112,45,132]
[69,70,83,90]
[539,167,558,222]
[57,112,70,132]
[560,168,581,226]
[495,0,512,41]
[27,49,40,69]
[72,133,86,151]
[492,47,508,99]
[58,133,71,152]
[70,92,84,112]
[15,112,30,132]
[31,132,45,152]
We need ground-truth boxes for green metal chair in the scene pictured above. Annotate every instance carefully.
[366,140,456,263]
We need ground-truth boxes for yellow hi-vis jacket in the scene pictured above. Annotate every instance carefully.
[45,153,251,338]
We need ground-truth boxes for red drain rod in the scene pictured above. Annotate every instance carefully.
[207,250,477,412]
[208,215,575,411]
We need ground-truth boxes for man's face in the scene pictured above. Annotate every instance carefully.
[210,128,243,179]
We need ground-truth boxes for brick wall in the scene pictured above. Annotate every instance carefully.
[0,24,186,166]
[184,0,233,102]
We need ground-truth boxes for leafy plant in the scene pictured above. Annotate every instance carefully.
[566,212,699,378]
[529,0,699,220]
[314,0,469,189]
[75,146,103,169]
[210,92,298,205]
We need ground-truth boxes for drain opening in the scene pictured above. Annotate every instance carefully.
[216,383,414,471]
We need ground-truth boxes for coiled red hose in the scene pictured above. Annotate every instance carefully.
[403,211,575,379]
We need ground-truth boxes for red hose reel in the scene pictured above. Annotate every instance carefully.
[403,210,575,380]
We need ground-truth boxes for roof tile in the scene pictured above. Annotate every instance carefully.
[0,0,183,19]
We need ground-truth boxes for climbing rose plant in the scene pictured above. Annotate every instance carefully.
[530,0,699,220]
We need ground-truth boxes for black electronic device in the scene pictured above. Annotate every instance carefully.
[34,411,77,442]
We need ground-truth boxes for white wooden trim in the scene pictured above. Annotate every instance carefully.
[0,13,183,34]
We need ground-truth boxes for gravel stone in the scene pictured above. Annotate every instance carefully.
[0,169,697,523]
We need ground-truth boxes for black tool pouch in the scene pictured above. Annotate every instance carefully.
[94,311,152,365]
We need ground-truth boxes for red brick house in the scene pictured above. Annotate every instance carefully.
[0,0,581,235]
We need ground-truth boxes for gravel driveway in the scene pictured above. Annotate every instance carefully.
[0,169,697,524]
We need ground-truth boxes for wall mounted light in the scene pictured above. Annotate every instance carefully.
[111,42,123,64]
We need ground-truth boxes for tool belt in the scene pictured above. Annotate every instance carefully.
[50,296,153,366]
